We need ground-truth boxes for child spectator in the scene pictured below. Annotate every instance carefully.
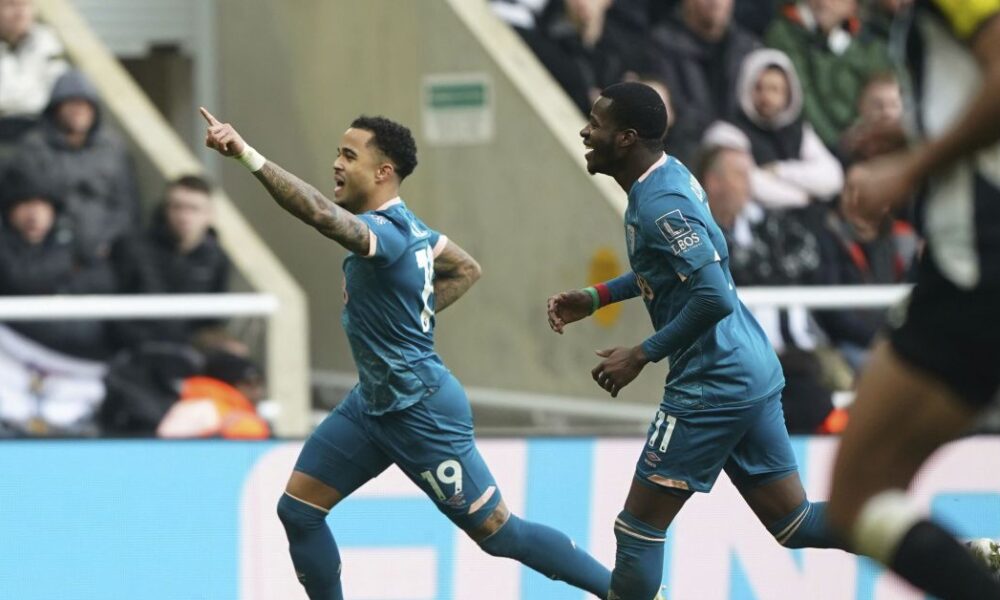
[839,71,905,164]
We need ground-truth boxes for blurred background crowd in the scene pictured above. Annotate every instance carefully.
[492,0,916,435]
[0,0,917,439]
[0,0,267,439]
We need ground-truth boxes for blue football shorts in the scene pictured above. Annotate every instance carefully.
[293,373,502,530]
[634,391,799,496]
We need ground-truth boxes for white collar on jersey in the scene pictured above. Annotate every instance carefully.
[375,197,402,211]
[637,153,668,184]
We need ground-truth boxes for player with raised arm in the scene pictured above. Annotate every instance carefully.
[547,82,852,600]
[824,1,1000,597]
[200,108,613,599]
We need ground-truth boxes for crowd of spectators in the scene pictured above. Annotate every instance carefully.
[0,0,918,438]
[496,0,918,433]
[0,0,267,439]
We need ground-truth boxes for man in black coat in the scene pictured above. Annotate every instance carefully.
[0,164,116,436]
[0,163,116,359]
[112,175,233,350]
[646,0,760,163]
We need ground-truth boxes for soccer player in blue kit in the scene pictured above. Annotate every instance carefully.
[200,108,613,599]
[546,82,850,600]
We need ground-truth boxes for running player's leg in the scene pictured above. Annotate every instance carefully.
[608,403,754,600]
[277,388,393,600]
[827,341,999,599]
[609,478,688,600]
[379,374,612,598]
[725,393,845,551]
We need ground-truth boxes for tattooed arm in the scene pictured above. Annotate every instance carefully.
[433,239,481,313]
[199,106,369,255]
[252,162,369,255]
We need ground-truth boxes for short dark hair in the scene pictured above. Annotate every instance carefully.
[600,82,668,144]
[167,174,213,196]
[350,115,418,180]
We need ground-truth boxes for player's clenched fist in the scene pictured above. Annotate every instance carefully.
[200,106,247,157]
[546,290,593,334]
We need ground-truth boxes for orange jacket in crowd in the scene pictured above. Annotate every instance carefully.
[157,376,270,440]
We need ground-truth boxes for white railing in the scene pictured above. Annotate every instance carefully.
[738,284,910,309]
[311,285,912,430]
[0,294,277,321]
[0,293,281,422]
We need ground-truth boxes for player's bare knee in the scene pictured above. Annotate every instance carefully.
[471,502,510,542]
[471,503,527,558]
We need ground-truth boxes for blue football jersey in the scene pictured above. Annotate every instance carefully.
[624,155,784,408]
[342,198,450,415]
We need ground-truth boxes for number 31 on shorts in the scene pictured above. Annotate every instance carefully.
[649,411,677,453]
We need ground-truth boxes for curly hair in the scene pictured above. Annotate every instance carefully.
[350,115,419,180]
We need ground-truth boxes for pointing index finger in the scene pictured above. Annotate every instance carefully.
[199,106,221,126]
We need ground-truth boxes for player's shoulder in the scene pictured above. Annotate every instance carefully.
[367,199,434,243]
[636,159,707,216]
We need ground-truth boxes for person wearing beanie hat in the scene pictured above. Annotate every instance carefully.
[0,161,61,241]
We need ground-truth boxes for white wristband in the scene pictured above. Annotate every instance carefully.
[236,145,267,172]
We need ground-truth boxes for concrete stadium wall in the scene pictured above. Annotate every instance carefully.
[213,0,668,405]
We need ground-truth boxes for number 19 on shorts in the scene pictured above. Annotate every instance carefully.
[649,411,677,453]
[420,459,463,502]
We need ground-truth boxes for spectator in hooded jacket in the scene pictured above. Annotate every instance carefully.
[0,164,114,436]
[764,0,893,150]
[644,0,760,164]
[112,175,234,352]
[15,69,140,259]
[724,48,844,210]
[0,0,67,139]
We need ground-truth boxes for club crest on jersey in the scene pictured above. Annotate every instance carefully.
[370,214,389,225]
[626,224,637,255]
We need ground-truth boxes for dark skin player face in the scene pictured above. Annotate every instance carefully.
[580,96,625,176]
